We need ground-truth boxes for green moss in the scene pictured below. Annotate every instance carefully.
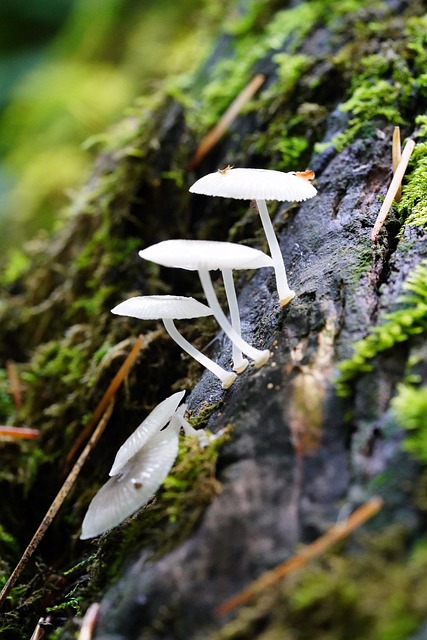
[397,115,427,229]
[336,259,427,396]
[319,13,427,152]
[392,383,427,462]
[186,2,326,134]
[0,369,15,424]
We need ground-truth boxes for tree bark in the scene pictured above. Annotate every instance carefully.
[1,1,427,638]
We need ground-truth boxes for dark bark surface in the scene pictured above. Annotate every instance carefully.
[1,1,427,638]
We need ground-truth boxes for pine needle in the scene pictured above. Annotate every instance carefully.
[371,138,415,241]
[215,496,383,616]
[0,426,39,440]
[188,74,265,171]
[66,335,144,465]
[0,336,144,608]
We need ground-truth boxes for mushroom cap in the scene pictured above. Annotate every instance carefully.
[111,295,213,320]
[139,239,274,271]
[109,390,185,476]
[189,167,317,202]
[80,427,179,539]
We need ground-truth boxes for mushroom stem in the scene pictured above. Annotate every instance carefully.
[162,318,236,389]
[222,268,249,373]
[170,404,210,447]
[255,199,295,307]
[198,268,271,368]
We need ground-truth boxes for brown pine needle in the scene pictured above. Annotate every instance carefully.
[188,74,265,171]
[215,496,383,616]
[0,401,115,608]
[78,602,100,640]
[66,335,144,465]
[6,360,23,409]
[0,426,39,440]
[392,126,402,202]
[371,138,415,242]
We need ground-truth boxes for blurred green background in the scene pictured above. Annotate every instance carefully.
[0,0,227,262]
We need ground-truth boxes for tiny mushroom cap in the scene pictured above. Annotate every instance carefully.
[111,294,212,321]
[80,426,179,539]
[189,167,317,307]
[139,239,273,271]
[139,240,272,369]
[189,167,317,202]
[111,295,237,389]
[109,390,185,477]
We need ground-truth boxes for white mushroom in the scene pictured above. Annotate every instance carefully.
[138,239,272,370]
[111,295,236,389]
[189,167,317,306]
[80,423,179,539]
[80,394,209,539]
[110,390,186,476]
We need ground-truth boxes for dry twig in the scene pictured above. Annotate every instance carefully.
[0,334,144,608]
[0,426,39,440]
[371,138,415,241]
[78,603,100,640]
[6,360,23,409]
[0,401,114,608]
[188,74,265,171]
[66,335,144,465]
[215,497,383,616]
[392,126,402,202]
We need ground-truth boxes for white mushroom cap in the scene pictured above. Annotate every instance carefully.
[138,239,273,271]
[189,167,317,202]
[109,390,185,476]
[80,427,179,539]
[111,295,213,320]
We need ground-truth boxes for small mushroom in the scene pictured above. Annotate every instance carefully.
[80,423,179,539]
[189,167,317,306]
[111,294,237,389]
[80,394,208,539]
[109,390,186,476]
[138,239,272,370]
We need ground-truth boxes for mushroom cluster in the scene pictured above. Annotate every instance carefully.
[116,167,317,387]
[80,167,316,538]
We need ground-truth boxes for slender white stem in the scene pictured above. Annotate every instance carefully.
[222,268,249,373]
[171,405,210,447]
[162,318,236,389]
[256,199,295,307]
[198,269,270,368]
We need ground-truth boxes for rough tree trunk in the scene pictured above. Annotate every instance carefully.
[1,1,427,639]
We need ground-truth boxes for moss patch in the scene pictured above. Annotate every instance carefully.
[336,259,427,397]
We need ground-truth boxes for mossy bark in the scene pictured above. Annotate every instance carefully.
[1,1,427,638]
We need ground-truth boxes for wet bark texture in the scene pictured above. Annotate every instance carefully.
[1,1,427,638]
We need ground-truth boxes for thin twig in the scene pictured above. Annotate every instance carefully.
[188,74,265,171]
[392,126,402,202]
[6,360,23,409]
[215,497,383,616]
[29,616,53,640]
[0,426,39,440]
[0,401,114,608]
[78,602,100,640]
[371,138,415,242]
[66,335,144,465]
